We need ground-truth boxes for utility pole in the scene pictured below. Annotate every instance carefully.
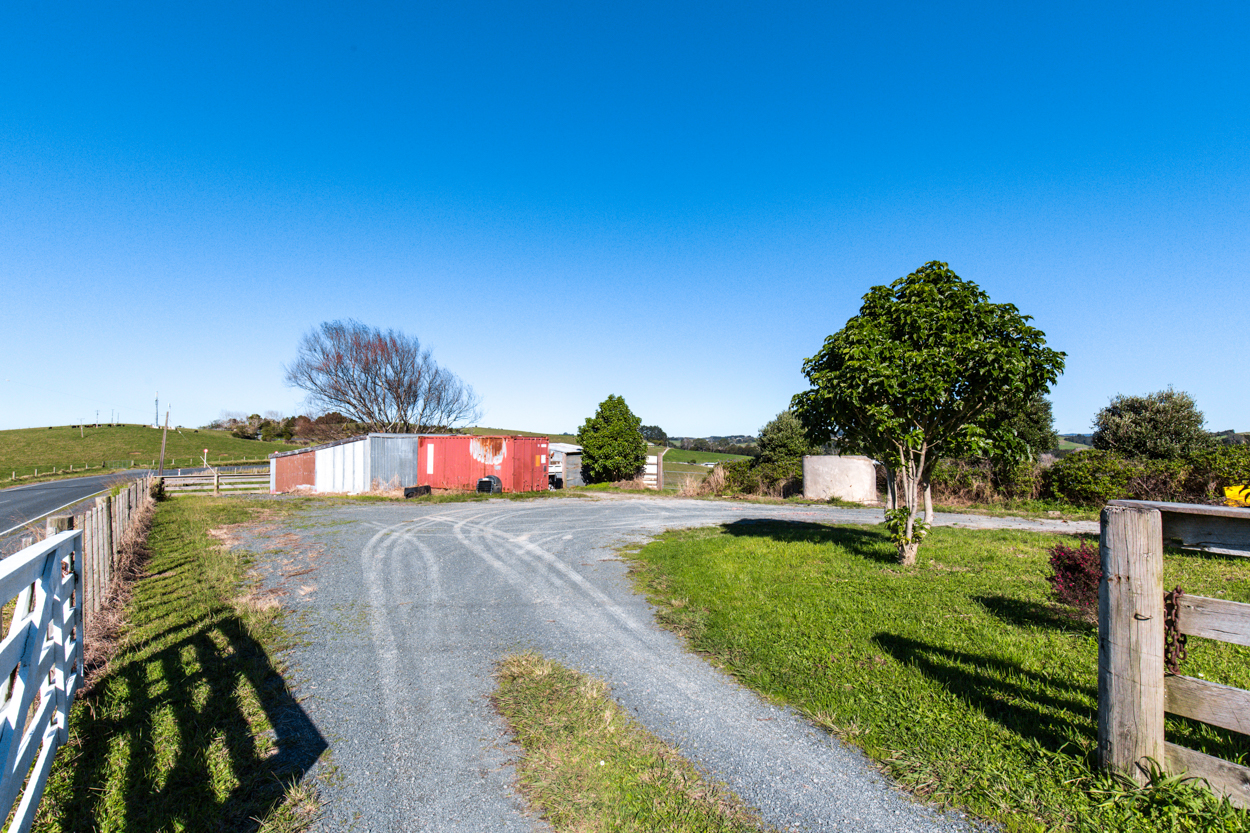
[155,392,159,429]
[158,410,170,477]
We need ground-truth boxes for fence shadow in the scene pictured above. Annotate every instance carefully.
[873,632,1097,755]
[50,602,326,831]
[722,519,896,564]
[973,595,1096,636]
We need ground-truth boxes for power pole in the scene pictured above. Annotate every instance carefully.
[158,410,170,477]
[155,392,159,428]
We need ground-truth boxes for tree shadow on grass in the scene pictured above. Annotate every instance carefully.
[722,519,897,564]
[973,595,1096,636]
[873,632,1097,756]
[46,606,326,832]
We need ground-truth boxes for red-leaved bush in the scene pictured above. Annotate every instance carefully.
[1049,539,1101,609]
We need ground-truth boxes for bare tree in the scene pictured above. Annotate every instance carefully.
[284,321,482,434]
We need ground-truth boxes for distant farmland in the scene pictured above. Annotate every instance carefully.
[0,424,293,478]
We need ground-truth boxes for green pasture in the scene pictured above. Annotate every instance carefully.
[653,447,753,465]
[0,424,292,479]
[627,523,1250,831]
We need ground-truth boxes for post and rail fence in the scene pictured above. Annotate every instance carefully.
[161,471,269,494]
[1099,499,1250,808]
[0,476,152,832]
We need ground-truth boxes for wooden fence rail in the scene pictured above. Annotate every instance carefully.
[161,473,269,494]
[1099,499,1250,808]
[0,476,152,832]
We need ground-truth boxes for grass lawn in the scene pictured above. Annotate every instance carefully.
[32,496,324,833]
[627,522,1250,832]
[0,424,292,479]
[493,653,768,832]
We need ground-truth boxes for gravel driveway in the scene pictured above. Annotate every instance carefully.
[251,496,1094,832]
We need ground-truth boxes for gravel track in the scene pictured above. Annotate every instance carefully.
[253,496,1094,832]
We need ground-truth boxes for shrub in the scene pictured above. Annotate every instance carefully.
[757,411,812,467]
[755,459,803,497]
[1190,444,1250,500]
[1045,450,1138,506]
[720,460,757,493]
[930,458,1044,504]
[706,459,803,498]
[1123,458,1191,502]
[996,459,1044,499]
[1049,538,1100,610]
[1092,388,1214,460]
[1045,446,1250,507]
[931,458,995,504]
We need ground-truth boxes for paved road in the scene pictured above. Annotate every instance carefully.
[245,497,1093,832]
[0,471,149,539]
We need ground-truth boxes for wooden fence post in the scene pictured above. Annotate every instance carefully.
[1098,504,1165,781]
[97,496,113,601]
[46,515,82,634]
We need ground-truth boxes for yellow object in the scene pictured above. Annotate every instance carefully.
[1225,485,1250,507]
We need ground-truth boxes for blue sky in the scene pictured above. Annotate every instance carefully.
[2,1,1247,437]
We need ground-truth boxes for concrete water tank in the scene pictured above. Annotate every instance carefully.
[802,455,877,503]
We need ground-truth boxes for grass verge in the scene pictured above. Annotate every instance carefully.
[32,496,325,833]
[492,652,770,833]
[626,522,1250,832]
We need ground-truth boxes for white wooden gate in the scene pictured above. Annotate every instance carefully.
[0,530,82,832]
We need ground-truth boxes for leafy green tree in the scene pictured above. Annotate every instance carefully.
[983,394,1059,462]
[757,410,813,466]
[1091,388,1214,460]
[577,395,647,483]
[792,262,1065,564]
[641,425,668,445]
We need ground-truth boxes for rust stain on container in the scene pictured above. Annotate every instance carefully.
[470,437,507,465]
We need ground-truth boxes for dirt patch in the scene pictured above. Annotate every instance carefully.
[209,512,328,608]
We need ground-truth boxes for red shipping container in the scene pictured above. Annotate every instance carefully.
[417,435,548,493]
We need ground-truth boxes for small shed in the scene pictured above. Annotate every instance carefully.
[270,434,548,495]
[547,442,583,488]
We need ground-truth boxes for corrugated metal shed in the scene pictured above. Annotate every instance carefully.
[270,433,548,495]
[548,442,584,488]
[315,438,369,493]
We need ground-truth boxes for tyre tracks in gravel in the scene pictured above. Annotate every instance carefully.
[261,497,1094,832]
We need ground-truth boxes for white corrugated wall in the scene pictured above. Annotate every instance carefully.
[315,438,370,493]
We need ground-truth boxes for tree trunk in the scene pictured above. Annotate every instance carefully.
[898,540,920,566]
[923,482,933,524]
